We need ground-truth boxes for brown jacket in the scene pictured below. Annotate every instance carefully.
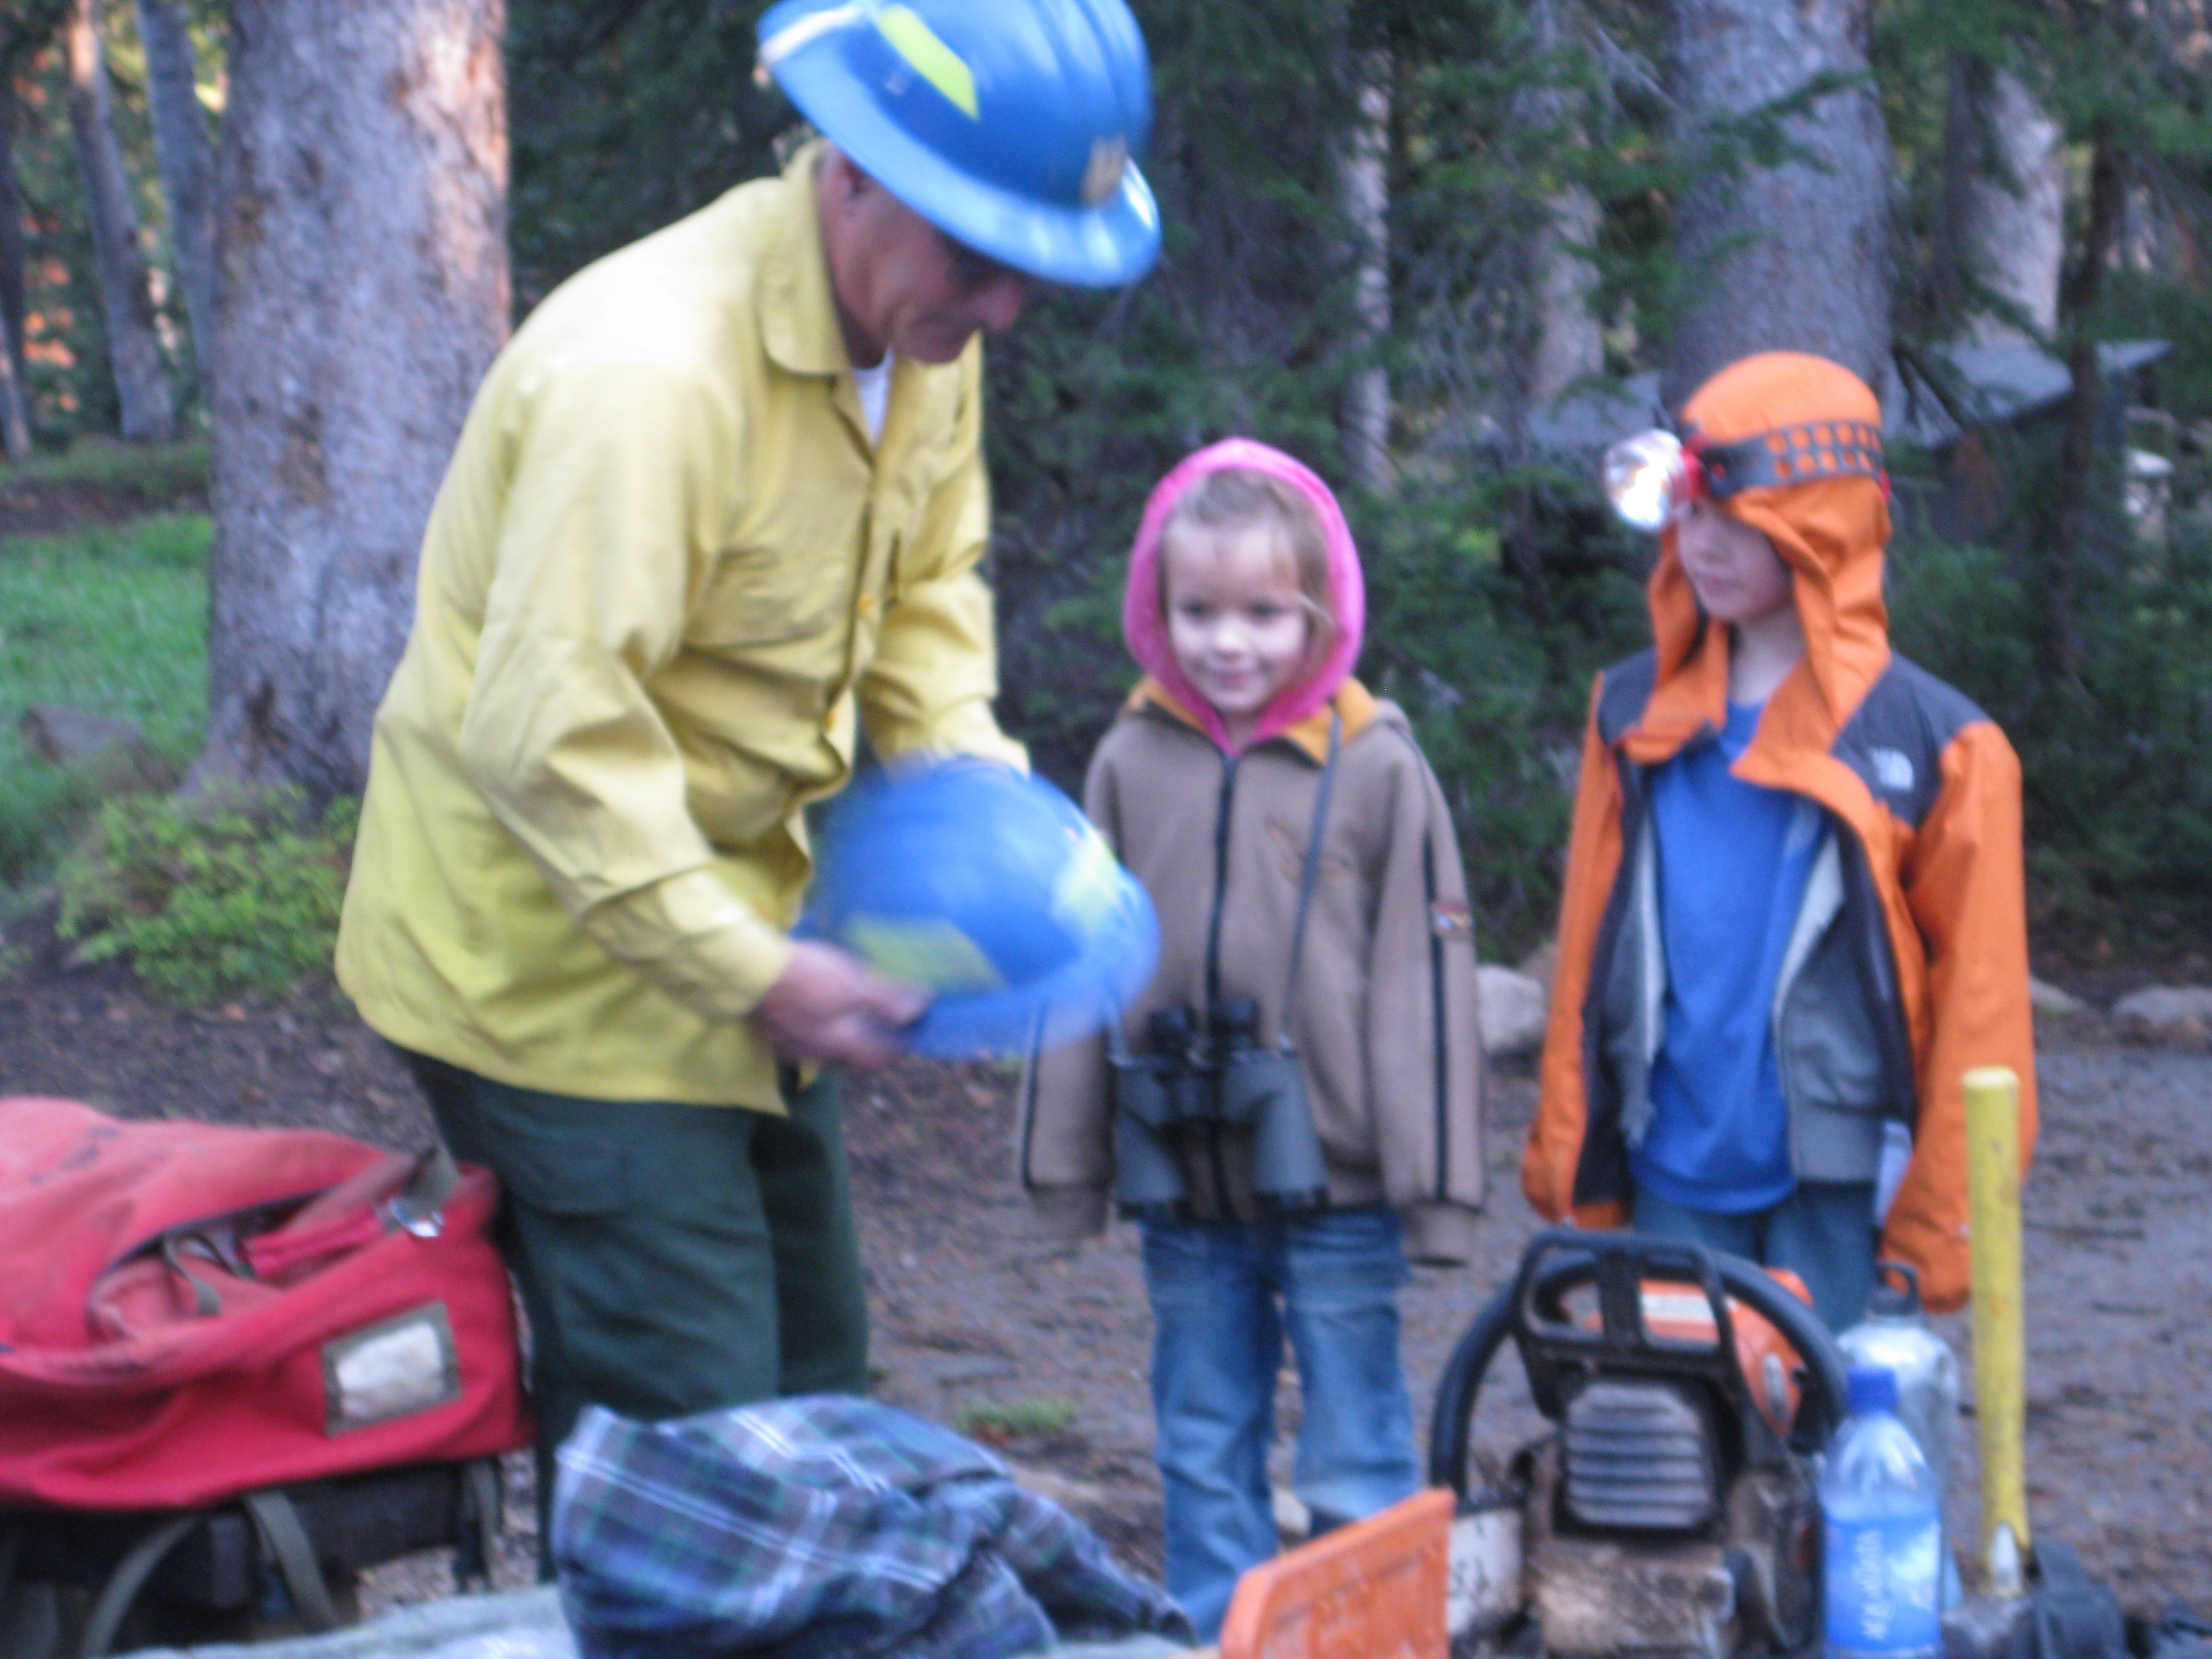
[1019,680,1487,1264]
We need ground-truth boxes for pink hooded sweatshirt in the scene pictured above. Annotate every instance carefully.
[1120,437,1368,750]
[1017,438,1487,1264]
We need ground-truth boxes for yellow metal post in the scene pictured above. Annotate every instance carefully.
[1965,1065,2029,1594]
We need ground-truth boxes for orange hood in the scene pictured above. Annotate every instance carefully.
[1631,352,1894,769]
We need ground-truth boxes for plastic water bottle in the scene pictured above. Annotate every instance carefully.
[1822,1366,1942,1659]
[1837,1261,1961,1607]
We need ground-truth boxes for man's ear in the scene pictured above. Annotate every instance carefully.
[819,146,876,212]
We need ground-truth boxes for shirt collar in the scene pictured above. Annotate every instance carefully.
[758,139,852,380]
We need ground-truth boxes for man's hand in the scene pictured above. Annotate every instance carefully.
[750,941,928,1068]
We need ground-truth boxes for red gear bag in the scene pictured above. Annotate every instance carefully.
[0,1097,531,1511]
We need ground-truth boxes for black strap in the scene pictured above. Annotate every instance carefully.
[1273,708,1343,1049]
[454,1458,504,1589]
[243,1489,341,1633]
[77,1511,207,1658]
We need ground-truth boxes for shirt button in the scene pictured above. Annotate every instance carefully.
[857,592,876,617]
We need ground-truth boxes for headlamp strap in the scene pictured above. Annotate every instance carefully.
[1689,420,1885,499]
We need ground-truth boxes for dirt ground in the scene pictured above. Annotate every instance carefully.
[0,911,2207,1621]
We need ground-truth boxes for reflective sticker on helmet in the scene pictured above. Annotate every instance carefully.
[1082,136,1129,205]
[758,2,864,72]
[876,5,979,118]
[846,914,1004,990]
[1051,825,1121,938]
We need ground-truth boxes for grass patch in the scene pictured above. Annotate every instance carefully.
[0,513,211,887]
[953,1396,1081,1443]
[6,438,210,503]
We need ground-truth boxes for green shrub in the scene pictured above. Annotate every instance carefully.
[56,789,358,1006]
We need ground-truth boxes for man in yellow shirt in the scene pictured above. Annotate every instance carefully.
[335,0,1159,1553]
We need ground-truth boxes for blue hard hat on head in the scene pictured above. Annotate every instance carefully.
[756,0,1160,287]
[804,762,1160,1059]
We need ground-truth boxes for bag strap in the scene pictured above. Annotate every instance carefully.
[1273,708,1343,1050]
[454,1456,504,1589]
[76,1511,209,1658]
[243,1489,342,1633]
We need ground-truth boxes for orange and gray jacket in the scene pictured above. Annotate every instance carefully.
[1521,354,2037,1311]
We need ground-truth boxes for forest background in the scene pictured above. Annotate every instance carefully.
[2,0,2211,988]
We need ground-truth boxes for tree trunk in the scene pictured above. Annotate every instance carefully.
[1530,186,1603,408]
[1942,56,2063,344]
[201,0,508,800]
[63,0,176,442]
[1521,0,1603,409]
[0,77,33,459]
[1336,44,1391,491]
[2045,131,2126,683]
[1660,0,1892,407]
[134,0,217,387]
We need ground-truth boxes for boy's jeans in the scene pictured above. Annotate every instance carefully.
[1631,1180,1878,1332]
[1141,1206,1420,1639]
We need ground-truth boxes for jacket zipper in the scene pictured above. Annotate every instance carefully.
[1201,751,1240,1218]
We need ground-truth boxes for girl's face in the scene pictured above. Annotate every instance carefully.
[1161,521,1315,732]
[1675,499,1795,625]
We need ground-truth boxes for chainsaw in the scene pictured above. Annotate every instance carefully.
[1428,1228,1851,1659]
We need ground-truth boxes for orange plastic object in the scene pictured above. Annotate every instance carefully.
[1216,1486,1451,1659]
[1630,1268,1815,1435]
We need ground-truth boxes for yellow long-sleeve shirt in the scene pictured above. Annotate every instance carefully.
[335,142,1025,1111]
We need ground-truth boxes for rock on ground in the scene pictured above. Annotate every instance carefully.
[2112,984,2212,1036]
[1477,965,1547,1059]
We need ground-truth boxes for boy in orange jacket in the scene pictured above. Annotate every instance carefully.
[1521,352,2036,1327]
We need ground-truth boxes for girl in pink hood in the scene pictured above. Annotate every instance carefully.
[1018,438,1488,1637]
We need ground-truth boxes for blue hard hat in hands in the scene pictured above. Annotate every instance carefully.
[806,762,1160,1058]
[756,0,1160,287]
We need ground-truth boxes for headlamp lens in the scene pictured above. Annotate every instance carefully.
[1603,429,1691,533]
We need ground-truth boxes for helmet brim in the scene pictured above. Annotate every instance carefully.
[899,859,1160,1059]
[773,45,1162,288]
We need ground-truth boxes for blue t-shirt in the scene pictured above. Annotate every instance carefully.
[1632,699,1822,1214]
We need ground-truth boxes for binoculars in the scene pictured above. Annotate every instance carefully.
[1111,998,1330,1221]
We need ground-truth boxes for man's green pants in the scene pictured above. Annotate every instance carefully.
[402,1052,870,1570]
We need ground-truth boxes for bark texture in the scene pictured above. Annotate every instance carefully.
[202,0,508,799]
[1661,0,1891,407]
[1522,0,1603,409]
[1335,46,1392,490]
[0,79,33,458]
[1530,186,1603,407]
[64,0,176,441]
[134,0,218,384]
[1943,58,2063,344]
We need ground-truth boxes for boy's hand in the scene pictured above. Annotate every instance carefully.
[750,941,928,1068]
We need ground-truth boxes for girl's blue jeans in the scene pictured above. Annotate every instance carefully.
[1141,1205,1421,1639]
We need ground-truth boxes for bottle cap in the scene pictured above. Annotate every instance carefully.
[1866,1259,1923,1319]
[1847,1365,1900,1415]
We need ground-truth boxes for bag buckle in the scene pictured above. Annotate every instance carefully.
[386,1193,444,1238]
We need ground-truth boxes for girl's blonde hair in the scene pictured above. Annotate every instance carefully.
[1157,468,1338,650]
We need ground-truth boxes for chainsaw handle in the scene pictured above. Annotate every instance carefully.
[1425,1229,1851,1498]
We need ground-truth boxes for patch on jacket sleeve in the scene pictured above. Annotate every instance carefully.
[1431,899,1475,941]
[1868,746,1917,795]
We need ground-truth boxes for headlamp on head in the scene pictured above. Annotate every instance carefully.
[1601,419,1887,533]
